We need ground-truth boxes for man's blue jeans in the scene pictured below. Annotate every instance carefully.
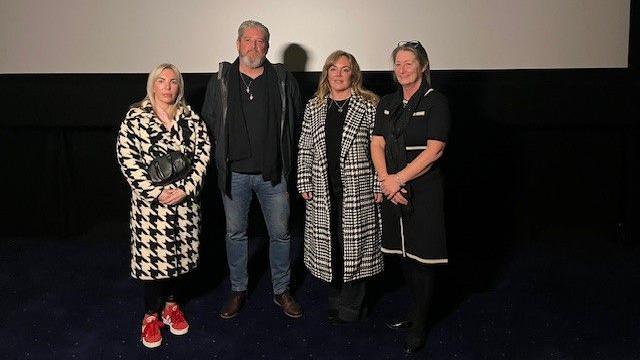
[222,172,291,295]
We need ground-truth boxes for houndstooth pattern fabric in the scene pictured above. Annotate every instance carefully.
[116,100,211,280]
[297,93,383,283]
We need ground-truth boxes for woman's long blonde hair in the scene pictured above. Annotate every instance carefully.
[144,63,186,116]
[313,50,378,107]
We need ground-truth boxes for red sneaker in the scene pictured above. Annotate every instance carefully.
[162,303,189,335]
[141,313,163,348]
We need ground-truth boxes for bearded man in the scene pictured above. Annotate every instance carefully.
[202,20,303,319]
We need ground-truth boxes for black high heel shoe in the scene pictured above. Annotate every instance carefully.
[328,309,357,325]
[386,319,413,330]
[404,338,427,354]
[403,333,426,354]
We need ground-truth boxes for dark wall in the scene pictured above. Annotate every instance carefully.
[1,69,638,254]
[631,0,639,69]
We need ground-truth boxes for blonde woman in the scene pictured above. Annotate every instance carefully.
[297,50,383,324]
[116,63,211,348]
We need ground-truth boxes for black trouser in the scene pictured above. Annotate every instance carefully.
[142,277,183,315]
[402,259,435,339]
[328,187,366,321]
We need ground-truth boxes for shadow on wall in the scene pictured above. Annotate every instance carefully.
[281,43,308,72]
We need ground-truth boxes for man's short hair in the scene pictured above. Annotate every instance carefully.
[237,20,270,44]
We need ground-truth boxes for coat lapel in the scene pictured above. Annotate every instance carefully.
[139,100,165,146]
[339,94,366,165]
[317,100,328,168]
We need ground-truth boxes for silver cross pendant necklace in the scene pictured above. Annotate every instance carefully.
[240,74,254,100]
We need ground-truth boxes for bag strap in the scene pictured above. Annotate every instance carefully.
[148,110,194,157]
[148,130,164,157]
[179,119,193,158]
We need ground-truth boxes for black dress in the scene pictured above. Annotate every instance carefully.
[373,86,450,264]
[325,98,367,321]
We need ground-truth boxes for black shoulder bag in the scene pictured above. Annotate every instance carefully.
[146,122,193,186]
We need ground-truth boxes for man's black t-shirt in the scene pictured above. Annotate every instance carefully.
[230,72,268,173]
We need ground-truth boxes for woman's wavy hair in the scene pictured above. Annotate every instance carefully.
[313,50,378,107]
[144,63,186,113]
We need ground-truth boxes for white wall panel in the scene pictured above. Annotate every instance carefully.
[0,0,630,73]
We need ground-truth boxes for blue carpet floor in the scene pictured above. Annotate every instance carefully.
[2,224,639,359]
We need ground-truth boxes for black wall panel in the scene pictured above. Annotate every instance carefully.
[1,70,638,252]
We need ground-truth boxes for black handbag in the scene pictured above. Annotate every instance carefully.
[147,150,191,185]
[146,121,193,186]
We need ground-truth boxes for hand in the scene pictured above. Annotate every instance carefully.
[381,174,403,200]
[159,188,187,205]
[374,193,383,203]
[301,192,313,200]
[379,177,398,197]
[158,189,173,204]
[390,189,408,205]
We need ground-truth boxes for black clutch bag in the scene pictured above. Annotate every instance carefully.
[146,118,194,186]
[147,150,191,185]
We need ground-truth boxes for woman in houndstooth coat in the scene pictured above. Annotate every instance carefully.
[297,51,383,323]
[116,63,210,347]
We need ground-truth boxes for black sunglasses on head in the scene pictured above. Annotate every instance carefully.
[398,40,422,48]
[397,41,427,55]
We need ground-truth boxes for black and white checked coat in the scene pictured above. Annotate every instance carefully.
[116,100,211,280]
[297,93,383,283]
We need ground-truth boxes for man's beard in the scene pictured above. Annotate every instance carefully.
[240,54,265,69]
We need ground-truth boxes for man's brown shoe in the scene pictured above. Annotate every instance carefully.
[220,291,247,319]
[273,291,302,318]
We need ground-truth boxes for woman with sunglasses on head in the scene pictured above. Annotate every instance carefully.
[370,41,451,354]
[297,50,383,324]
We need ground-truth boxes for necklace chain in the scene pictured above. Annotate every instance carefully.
[240,74,254,101]
[329,97,349,113]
